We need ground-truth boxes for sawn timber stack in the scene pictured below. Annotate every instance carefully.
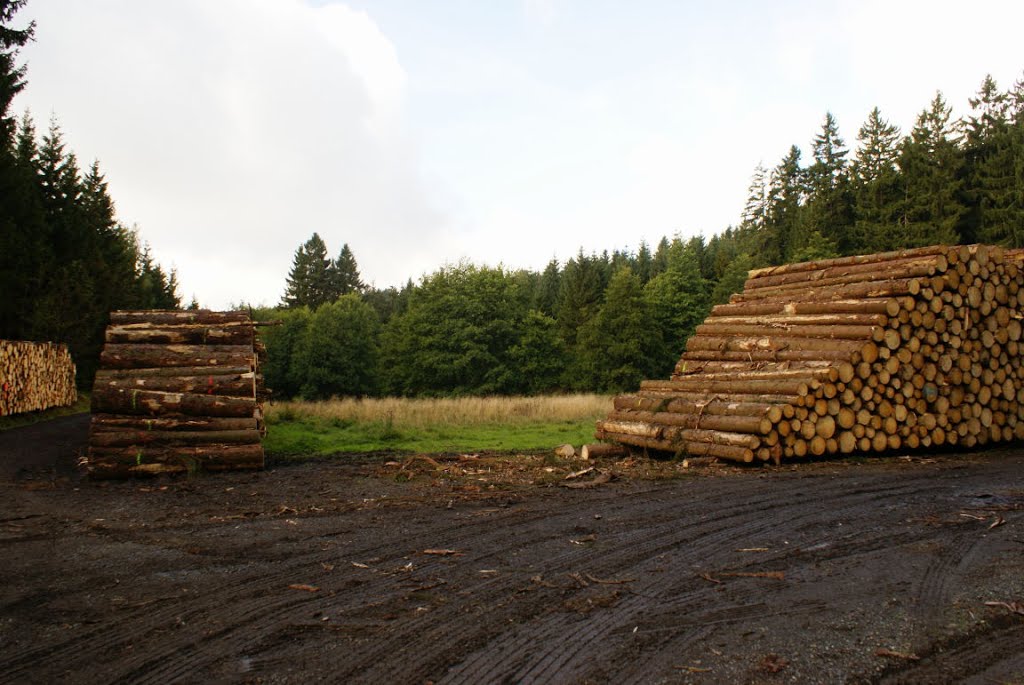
[596,244,1024,463]
[85,310,266,477]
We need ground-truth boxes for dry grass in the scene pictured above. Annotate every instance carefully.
[266,394,612,428]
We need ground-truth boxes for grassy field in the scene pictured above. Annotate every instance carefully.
[263,394,612,455]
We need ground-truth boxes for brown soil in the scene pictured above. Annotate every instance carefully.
[1,416,1023,684]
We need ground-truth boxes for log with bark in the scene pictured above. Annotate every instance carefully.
[597,244,1024,463]
[86,310,265,478]
[0,340,78,416]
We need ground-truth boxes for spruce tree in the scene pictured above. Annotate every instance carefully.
[806,112,854,253]
[331,243,364,296]
[766,145,806,262]
[282,232,333,308]
[963,75,1020,246]
[898,92,965,246]
[851,107,903,251]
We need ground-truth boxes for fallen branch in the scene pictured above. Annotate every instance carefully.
[875,647,920,661]
[584,572,636,585]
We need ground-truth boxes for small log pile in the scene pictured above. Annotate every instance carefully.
[597,244,1024,463]
[86,310,266,478]
[0,340,77,416]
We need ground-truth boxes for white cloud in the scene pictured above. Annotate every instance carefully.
[17,0,445,308]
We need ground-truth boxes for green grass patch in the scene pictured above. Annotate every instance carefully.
[263,414,597,456]
[0,393,91,432]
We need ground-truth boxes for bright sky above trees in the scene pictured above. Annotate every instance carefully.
[14,0,1024,308]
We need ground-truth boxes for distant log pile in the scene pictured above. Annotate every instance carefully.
[597,244,1024,463]
[86,310,266,478]
[0,340,77,416]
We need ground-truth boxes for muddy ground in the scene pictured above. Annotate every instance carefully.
[1,416,1023,684]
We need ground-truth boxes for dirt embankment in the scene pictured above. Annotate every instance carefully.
[1,416,1023,684]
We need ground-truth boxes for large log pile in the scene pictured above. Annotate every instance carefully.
[597,244,1024,463]
[85,310,266,478]
[0,340,77,416]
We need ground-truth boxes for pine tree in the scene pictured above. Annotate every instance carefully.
[282,232,333,309]
[806,112,855,253]
[331,243,364,296]
[851,107,903,251]
[898,92,965,246]
[535,258,561,316]
[963,75,1020,246]
[766,145,806,262]
[643,240,710,375]
[0,0,32,149]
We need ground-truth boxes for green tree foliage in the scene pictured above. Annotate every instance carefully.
[897,92,965,246]
[851,107,903,251]
[643,239,710,374]
[293,294,380,398]
[332,243,365,295]
[507,309,566,394]
[281,232,333,309]
[577,268,663,392]
[258,307,311,399]
[710,252,755,305]
[806,112,855,253]
[380,263,527,396]
[963,75,1022,246]
[765,145,805,262]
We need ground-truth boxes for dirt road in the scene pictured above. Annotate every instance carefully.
[1,416,1023,683]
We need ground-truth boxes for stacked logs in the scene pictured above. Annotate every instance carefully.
[596,244,1024,463]
[0,340,77,416]
[85,310,266,478]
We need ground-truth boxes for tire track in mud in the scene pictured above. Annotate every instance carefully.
[3,454,1022,684]
[375,474,964,684]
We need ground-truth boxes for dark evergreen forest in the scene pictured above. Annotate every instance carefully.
[0,1,180,386]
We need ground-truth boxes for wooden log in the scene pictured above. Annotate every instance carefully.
[109,310,253,325]
[605,410,772,435]
[711,299,899,318]
[105,324,254,346]
[744,255,946,291]
[640,378,817,397]
[612,395,786,420]
[92,372,257,396]
[85,443,264,478]
[694,322,879,340]
[580,443,630,460]
[91,387,257,418]
[99,344,255,370]
[88,429,262,447]
[746,245,953,280]
[94,365,254,379]
[90,414,259,432]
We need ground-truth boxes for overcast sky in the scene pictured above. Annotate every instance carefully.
[14,0,1024,308]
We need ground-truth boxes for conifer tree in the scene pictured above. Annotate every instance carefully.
[806,112,854,253]
[851,107,903,251]
[898,92,965,246]
[331,243,364,296]
[766,145,806,262]
[577,268,662,392]
[963,75,1020,246]
[282,232,333,309]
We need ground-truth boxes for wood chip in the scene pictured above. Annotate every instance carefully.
[288,584,319,593]
[422,549,461,556]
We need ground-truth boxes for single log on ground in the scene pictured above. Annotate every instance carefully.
[580,443,630,460]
